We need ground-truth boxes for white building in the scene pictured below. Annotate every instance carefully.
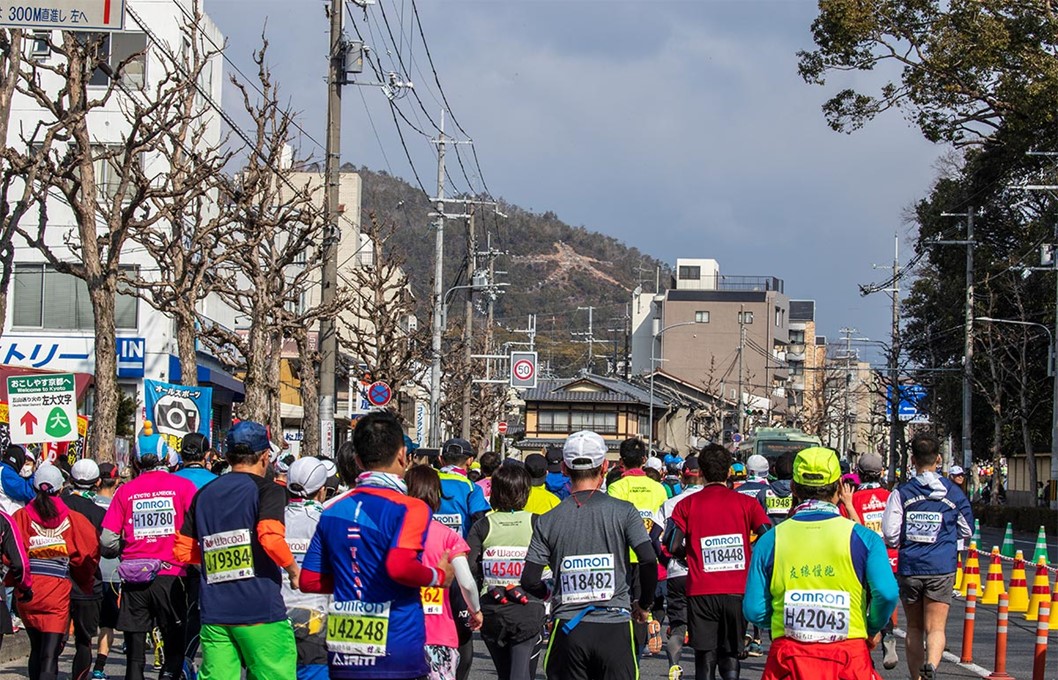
[2,1,244,441]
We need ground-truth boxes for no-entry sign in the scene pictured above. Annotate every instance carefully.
[6,373,78,444]
[497,421,508,435]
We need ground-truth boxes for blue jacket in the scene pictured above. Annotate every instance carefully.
[744,505,899,637]
[544,471,571,500]
[437,469,491,537]
[0,464,34,507]
[882,472,973,576]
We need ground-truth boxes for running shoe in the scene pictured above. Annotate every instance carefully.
[920,662,937,680]
[746,640,764,657]
[882,635,899,669]
[667,665,684,680]
[10,615,21,633]
[91,671,110,680]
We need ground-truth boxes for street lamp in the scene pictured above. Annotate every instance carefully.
[647,320,704,453]
[976,317,1054,376]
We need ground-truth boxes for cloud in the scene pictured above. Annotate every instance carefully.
[204,0,944,345]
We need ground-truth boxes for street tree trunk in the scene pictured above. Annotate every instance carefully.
[296,330,320,457]
[89,281,118,462]
[175,309,199,387]
[241,315,272,423]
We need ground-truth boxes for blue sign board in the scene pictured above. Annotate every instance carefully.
[886,384,929,423]
[116,337,145,378]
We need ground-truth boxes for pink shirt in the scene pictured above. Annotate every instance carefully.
[101,469,198,577]
[420,519,470,648]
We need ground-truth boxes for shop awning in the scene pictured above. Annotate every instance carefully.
[168,355,245,402]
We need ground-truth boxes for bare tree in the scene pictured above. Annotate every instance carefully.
[0,28,27,336]
[800,363,849,445]
[338,215,426,393]
[13,28,212,460]
[125,6,233,386]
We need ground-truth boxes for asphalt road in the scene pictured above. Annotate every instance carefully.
[0,525,1053,679]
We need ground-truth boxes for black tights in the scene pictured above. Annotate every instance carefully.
[483,635,540,680]
[27,628,63,680]
[456,637,473,680]
[694,650,740,680]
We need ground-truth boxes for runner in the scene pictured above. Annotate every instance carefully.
[300,410,455,680]
[173,432,218,490]
[655,455,702,680]
[476,451,501,502]
[92,463,121,680]
[0,444,35,514]
[730,454,771,658]
[64,459,107,680]
[849,451,900,670]
[883,434,973,680]
[543,447,570,500]
[283,456,332,680]
[100,422,198,680]
[661,460,683,499]
[0,504,29,657]
[14,463,99,680]
[520,429,656,680]
[522,454,560,515]
[174,419,300,680]
[405,466,482,680]
[756,451,796,526]
[467,463,547,680]
[744,447,899,679]
[664,444,770,680]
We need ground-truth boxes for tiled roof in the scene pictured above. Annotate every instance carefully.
[521,374,662,406]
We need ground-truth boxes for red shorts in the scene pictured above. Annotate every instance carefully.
[762,636,880,680]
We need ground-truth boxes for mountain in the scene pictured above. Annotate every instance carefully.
[353,166,668,376]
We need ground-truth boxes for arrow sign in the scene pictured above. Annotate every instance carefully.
[20,411,37,436]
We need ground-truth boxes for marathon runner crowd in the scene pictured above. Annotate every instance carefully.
[0,411,975,680]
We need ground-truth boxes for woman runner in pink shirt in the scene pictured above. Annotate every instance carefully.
[405,466,482,680]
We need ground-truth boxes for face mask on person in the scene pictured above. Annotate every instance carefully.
[19,464,33,478]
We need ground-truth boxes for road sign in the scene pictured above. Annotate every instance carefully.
[0,0,125,30]
[510,351,538,389]
[731,432,743,444]
[367,381,392,408]
[886,384,929,423]
[497,421,509,435]
[6,373,78,444]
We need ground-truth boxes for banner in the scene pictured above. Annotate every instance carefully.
[144,380,212,453]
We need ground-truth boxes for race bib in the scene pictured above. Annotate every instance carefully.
[783,589,851,643]
[699,534,746,573]
[434,514,463,534]
[202,529,255,584]
[766,494,792,515]
[327,600,390,656]
[639,509,656,533]
[28,532,67,558]
[862,510,884,536]
[559,553,615,605]
[482,546,527,587]
[421,587,444,615]
[738,488,761,498]
[131,497,176,539]
[906,511,942,544]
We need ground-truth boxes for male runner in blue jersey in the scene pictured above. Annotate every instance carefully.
[302,411,455,679]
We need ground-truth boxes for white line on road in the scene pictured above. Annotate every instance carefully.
[892,627,992,678]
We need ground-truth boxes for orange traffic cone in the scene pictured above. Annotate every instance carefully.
[1026,558,1051,621]
[961,544,982,598]
[955,552,964,593]
[1009,551,1030,613]
[981,546,1006,605]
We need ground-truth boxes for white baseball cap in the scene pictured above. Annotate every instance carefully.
[33,463,65,495]
[949,465,965,476]
[562,431,608,470]
[746,455,770,475]
[287,457,329,497]
[644,456,663,473]
[70,459,101,487]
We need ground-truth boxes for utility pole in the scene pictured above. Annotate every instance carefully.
[461,206,477,441]
[938,208,976,471]
[428,112,447,446]
[889,236,901,483]
[318,0,345,458]
[572,306,596,371]
[839,327,856,456]
[738,304,746,435]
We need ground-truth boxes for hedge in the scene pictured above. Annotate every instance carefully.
[971,503,1057,534]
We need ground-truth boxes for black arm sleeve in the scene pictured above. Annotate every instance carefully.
[520,561,549,599]
[633,540,658,609]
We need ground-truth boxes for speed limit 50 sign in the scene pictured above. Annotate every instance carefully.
[509,351,538,389]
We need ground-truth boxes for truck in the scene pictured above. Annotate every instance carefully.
[737,427,821,463]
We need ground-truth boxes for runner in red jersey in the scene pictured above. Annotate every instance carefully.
[851,451,899,670]
[665,445,771,680]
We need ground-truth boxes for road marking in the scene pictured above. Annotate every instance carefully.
[892,627,992,677]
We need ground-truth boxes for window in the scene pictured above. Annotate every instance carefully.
[678,265,701,280]
[694,310,710,323]
[738,311,754,325]
[13,264,138,329]
[537,410,568,433]
[86,32,147,89]
[789,329,805,345]
[91,145,144,203]
[789,362,804,377]
[29,31,51,59]
[537,409,616,434]
[775,306,785,327]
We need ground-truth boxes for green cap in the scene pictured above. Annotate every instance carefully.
[793,447,842,486]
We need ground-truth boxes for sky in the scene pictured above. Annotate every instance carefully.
[203,0,945,356]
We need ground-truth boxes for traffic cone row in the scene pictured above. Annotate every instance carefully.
[1026,558,1052,622]
[982,546,1007,605]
